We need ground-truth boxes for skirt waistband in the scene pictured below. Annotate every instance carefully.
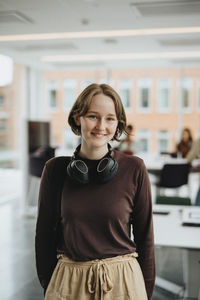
[57,252,138,266]
[56,252,138,300]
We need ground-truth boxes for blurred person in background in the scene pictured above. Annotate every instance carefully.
[175,127,193,158]
[186,138,200,163]
[116,124,139,155]
[35,83,155,300]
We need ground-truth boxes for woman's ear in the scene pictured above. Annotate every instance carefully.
[74,114,81,126]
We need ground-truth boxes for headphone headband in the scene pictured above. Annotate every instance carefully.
[72,143,113,159]
[67,144,118,184]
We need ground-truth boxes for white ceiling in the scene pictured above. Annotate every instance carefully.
[0,0,200,69]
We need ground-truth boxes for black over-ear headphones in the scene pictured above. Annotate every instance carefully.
[67,144,118,184]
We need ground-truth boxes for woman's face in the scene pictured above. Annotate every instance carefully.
[75,93,118,156]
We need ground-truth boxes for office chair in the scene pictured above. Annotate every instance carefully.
[155,163,191,197]
[29,146,55,177]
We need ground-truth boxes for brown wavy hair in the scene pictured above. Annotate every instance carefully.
[68,83,128,141]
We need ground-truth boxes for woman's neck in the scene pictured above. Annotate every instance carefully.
[79,145,109,160]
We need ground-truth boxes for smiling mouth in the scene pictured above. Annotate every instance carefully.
[91,132,106,137]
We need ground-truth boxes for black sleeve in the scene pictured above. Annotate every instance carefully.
[35,162,58,291]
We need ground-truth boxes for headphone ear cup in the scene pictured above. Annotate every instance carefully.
[96,158,118,184]
[67,160,89,184]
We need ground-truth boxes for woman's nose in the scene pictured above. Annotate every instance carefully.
[96,118,105,130]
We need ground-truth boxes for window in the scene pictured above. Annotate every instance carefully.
[80,79,94,91]
[157,130,170,154]
[99,78,114,87]
[0,138,7,149]
[137,129,150,153]
[64,128,79,154]
[0,94,4,107]
[157,78,171,112]
[0,119,7,133]
[63,79,77,111]
[138,78,151,112]
[118,79,132,109]
[47,80,58,110]
[178,78,192,112]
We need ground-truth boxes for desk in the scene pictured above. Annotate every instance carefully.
[146,157,200,175]
[153,204,200,298]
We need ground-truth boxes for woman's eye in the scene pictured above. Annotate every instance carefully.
[107,117,116,121]
[88,115,97,119]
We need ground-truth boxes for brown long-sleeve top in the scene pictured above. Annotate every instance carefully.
[35,150,155,299]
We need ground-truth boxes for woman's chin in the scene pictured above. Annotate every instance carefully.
[89,139,108,149]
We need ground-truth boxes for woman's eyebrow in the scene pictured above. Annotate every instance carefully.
[87,110,116,117]
[87,110,98,114]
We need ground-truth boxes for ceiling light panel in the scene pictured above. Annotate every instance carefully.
[13,42,78,52]
[159,38,200,47]
[1,27,200,42]
[0,10,33,24]
[41,51,200,62]
[131,0,200,16]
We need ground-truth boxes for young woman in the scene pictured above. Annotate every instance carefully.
[176,128,193,158]
[35,83,155,300]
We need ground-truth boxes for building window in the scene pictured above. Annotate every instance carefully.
[138,78,151,112]
[0,119,7,133]
[64,79,77,111]
[178,78,192,112]
[64,128,79,154]
[137,129,150,153]
[80,79,94,91]
[47,80,58,110]
[0,138,7,149]
[118,79,132,109]
[157,130,170,154]
[157,78,171,112]
[99,78,114,87]
[0,94,4,107]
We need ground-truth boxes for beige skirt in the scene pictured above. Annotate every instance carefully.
[45,252,147,300]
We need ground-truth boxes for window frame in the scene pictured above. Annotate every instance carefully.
[63,79,77,112]
[157,130,170,154]
[157,78,171,113]
[137,129,151,153]
[46,80,59,112]
[0,94,4,108]
[178,77,193,114]
[137,78,152,113]
[118,78,132,112]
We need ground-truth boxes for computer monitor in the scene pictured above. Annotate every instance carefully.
[28,121,50,153]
